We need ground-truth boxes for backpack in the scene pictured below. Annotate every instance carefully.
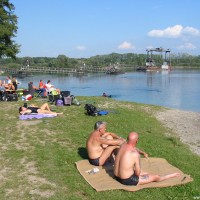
[84,104,98,116]
[55,98,64,106]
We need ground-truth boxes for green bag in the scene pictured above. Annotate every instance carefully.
[51,90,58,95]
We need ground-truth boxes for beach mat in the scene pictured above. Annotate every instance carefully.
[19,113,57,120]
[75,157,193,192]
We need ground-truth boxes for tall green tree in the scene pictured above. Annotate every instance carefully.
[0,0,20,59]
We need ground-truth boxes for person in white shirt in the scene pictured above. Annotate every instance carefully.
[45,80,61,94]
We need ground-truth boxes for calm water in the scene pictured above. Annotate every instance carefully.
[1,69,200,112]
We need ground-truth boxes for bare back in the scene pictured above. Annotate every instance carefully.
[114,143,140,179]
[114,132,180,185]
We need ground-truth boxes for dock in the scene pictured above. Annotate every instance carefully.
[0,65,107,75]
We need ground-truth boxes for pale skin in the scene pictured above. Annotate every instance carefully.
[86,123,126,166]
[0,79,15,90]
[114,132,180,185]
[46,81,61,94]
[19,103,63,116]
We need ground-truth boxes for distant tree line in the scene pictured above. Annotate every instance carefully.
[1,1,200,70]
[0,53,200,70]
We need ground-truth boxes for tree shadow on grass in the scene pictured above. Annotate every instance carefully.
[78,147,88,159]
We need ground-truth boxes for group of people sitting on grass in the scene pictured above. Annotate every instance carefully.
[30,79,61,97]
[0,76,61,97]
[86,121,180,186]
[0,75,18,91]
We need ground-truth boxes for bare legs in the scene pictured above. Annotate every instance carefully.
[99,145,120,166]
[38,103,63,115]
[138,172,180,185]
[56,88,61,94]
[40,103,51,111]
[99,134,120,165]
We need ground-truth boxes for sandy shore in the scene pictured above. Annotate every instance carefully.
[154,108,200,156]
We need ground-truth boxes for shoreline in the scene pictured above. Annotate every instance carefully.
[153,108,200,156]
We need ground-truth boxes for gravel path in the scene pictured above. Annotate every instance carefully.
[154,108,200,156]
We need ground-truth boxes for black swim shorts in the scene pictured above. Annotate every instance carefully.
[89,158,100,166]
[115,174,139,186]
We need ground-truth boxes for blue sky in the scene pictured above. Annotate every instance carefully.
[12,0,200,58]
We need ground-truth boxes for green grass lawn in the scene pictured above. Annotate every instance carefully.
[0,96,199,200]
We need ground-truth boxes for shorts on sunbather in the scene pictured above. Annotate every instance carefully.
[89,157,100,166]
[115,174,139,186]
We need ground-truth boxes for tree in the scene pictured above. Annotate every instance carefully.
[0,0,20,59]
[56,55,69,68]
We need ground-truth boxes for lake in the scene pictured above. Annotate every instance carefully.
[1,69,200,112]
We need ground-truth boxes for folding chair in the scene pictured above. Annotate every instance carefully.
[34,89,43,97]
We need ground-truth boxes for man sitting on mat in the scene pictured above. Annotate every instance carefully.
[86,121,126,166]
[114,132,180,186]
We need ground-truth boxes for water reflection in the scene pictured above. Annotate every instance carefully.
[146,71,171,88]
[0,69,200,112]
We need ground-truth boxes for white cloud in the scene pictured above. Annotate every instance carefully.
[148,25,200,38]
[75,45,86,51]
[177,43,197,50]
[183,26,200,36]
[118,41,135,50]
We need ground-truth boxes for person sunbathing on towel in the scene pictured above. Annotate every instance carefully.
[86,121,126,166]
[114,132,180,186]
[19,103,63,116]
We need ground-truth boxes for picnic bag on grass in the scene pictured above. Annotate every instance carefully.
[63,96,72,106]
[61,91,70,98]
[5,93,18,101]
[55,98,64,106]
[84,104,98,116]
[0,91,6,101]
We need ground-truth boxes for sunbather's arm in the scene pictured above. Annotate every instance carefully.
[29,104,37,107]
[103,132,124,140]
[136,148,149,159]
[20,109,32,115]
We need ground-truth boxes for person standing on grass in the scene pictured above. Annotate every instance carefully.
[86,121,126,166]
[114,132,180,186]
